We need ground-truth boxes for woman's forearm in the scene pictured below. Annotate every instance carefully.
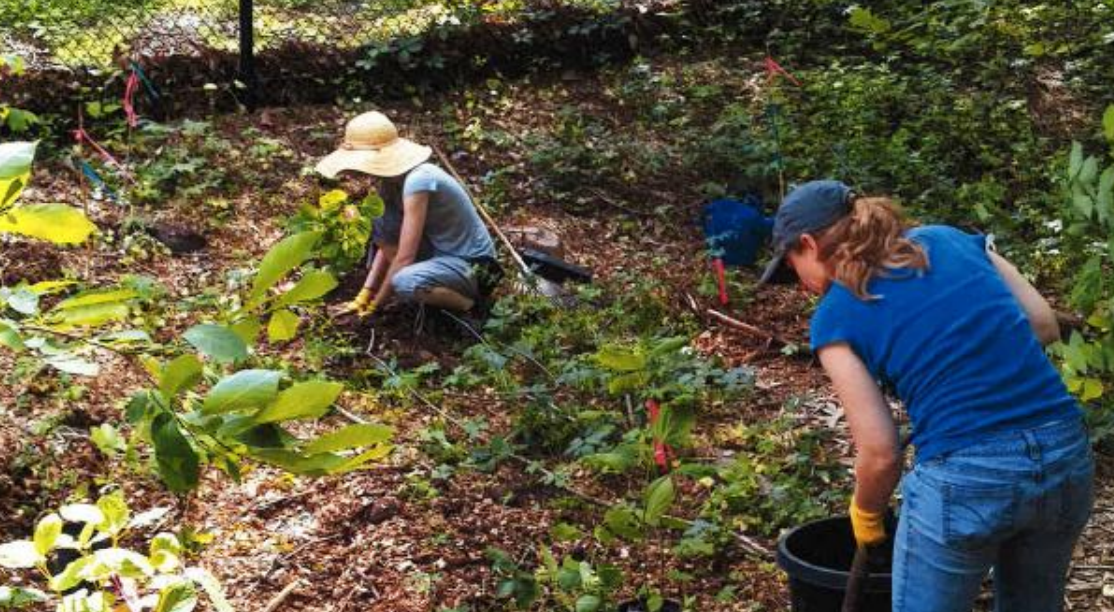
[364,247,393,291]
[372,252,415,306]
[853,448,901,513]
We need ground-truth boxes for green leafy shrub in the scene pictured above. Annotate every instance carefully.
[286,189,383,272]
[0,490,233,611]
[0,142,96,244]
[1054,107,1114,440]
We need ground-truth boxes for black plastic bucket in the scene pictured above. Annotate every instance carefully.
[776,516,893,612]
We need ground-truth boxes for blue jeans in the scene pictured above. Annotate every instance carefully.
[893,418,1093,612]
[391,255,480,302]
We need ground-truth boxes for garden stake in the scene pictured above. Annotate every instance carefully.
[762,52,800,203]
[123,68,140,128]
[645,399,674,473]
[712,257,729,306]
[765,103,786,203]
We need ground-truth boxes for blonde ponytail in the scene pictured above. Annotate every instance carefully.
[815,197,928,300]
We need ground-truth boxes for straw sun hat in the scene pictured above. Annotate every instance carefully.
[315,111,432,179]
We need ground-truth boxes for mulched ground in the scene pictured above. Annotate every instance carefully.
[3,57,1113,611]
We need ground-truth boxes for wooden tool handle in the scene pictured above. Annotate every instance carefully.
[432,147,531,276]
[842,545,870,612]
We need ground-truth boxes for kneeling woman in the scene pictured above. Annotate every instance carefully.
[762,180,1092,612]
[316,111,498,316]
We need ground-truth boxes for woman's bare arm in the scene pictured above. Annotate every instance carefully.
[818,343,901,513]
[372,192,428,307]
[989,251,1060,346]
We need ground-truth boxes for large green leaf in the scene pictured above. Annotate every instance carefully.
[45,353,99,376]
[59,503,104,525]
[1069,141,1083,180]
[184,567,234,612]
[50,302,130,328]
[327,444,394,474]
[96,491,130,537]
[0,141,35,211]
[55,289,137,310]
[154,582,197,612]
[151,413,200,493]
[250,231,321,299]
[304,423,394,454]
[230,318,261,345]
[642,475,675,527]
[0,585,49,608]
[607,371,648,395]
[49,557,94,592]
[202,369,281,414]
[253,380,343,423]
[32,513,62,556]
[0,541,43,569]
[183,324,248,363]
[160,354,204,399]
[249,448,347,475]
[0,320,24,351]
[1097,166,1114,225]
[0,204,96,244]
[275,269,338,307]
[6,288,38,315]
[602,505,643,541]
[92,547,154,578]
[149,533,182,572]
[575,595,602,612]
[1079,156,1099,186]
[595,345,647,372]
[266,309,300,343]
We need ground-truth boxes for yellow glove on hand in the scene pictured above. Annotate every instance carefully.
[341,288,374,316]
[849,498,887,547]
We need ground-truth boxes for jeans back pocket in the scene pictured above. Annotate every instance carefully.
[943,482,1019,551]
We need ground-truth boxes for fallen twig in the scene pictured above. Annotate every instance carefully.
[262,579,304,612]
[706,308,807,353]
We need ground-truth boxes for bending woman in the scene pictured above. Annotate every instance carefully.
[761,180,1092,612]
[316,111,499,317]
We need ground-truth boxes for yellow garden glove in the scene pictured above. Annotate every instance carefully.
[341,288,375,317]
[849,498,887,547]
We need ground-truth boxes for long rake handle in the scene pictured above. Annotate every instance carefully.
[432,147,532,277]
[842,545,870,612]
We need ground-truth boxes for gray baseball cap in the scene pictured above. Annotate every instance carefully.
[759,180,855,284]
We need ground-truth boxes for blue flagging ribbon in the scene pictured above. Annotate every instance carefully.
[80,160,121,204]
[130,61,160,102]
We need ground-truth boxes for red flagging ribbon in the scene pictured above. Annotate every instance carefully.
[713,258,729,306]
[123,69,140,128]
[646,399,675,472]
[73,127,123,170]
[764,56,802,87]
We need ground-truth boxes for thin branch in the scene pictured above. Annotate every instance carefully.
[706,309,806,353]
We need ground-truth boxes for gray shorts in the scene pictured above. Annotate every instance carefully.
[391,256,479,302]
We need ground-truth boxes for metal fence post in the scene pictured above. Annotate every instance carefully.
[239,0,257,108]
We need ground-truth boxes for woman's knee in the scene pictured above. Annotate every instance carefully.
[391,267,425,300]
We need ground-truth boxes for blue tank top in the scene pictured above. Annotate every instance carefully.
[810,225,1080,462]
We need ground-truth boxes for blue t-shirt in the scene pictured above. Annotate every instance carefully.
[373,163,496,261]
[810,225,1079,462]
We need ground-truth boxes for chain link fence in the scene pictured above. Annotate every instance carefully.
[2,0,668,108]
[2,0,635,71]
